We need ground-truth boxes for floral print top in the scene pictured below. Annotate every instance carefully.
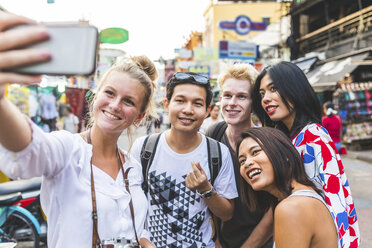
[292,123,360,248]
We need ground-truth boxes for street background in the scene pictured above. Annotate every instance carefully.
[1,0,372,246]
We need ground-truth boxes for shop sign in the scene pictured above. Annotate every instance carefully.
[175,48,193,59]
[100,28,129,44]
[6,85,30,115]
[179,61,196,70]
[219,40,257,60]
[188,65,210,78]
[219,15,267,35]
[194,47,219,61]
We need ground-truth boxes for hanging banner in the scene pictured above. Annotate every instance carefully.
[65,87,88,121]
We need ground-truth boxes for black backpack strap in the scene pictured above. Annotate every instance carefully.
[206,136,223,242]
[210,121,228,142]
[140,132,162,194]
[206,136,222,187]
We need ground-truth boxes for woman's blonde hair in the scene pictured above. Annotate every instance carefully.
[217,63,258,95]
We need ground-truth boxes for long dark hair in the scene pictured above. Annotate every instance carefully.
[251,61,322,137]
[236,127,323,212]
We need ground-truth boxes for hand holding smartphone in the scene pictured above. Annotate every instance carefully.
[7,24,99,76]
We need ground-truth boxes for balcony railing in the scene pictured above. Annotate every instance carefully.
[296,5,372,55]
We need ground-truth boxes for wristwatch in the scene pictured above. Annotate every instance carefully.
[197,186,215,199]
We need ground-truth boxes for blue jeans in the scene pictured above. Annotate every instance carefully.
[335,142,341,154]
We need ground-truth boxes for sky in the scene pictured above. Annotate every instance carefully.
[0,0,210,60]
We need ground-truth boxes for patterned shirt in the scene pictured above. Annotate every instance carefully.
[131,133,238,248]
[292,123,360,248]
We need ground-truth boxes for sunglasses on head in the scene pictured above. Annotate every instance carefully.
[173,72,209,84]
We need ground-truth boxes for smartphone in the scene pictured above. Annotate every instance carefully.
[8,24,99,76]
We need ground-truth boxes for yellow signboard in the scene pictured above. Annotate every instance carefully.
[194,47,219,61]
[6,85,30,115]
[188,66,210,78]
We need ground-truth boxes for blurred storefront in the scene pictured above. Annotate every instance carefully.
[5,75,92,132]
[289,0,372,149]
[172,0,288,101]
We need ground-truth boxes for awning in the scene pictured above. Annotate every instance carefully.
[306,52,370,92]
[295,56,318,73]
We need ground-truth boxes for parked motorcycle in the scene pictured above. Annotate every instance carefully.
[0,177,47,247]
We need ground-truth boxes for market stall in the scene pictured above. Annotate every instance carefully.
[337,82,372,150]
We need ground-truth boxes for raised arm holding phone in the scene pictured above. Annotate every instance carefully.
[0,11,51,151]
[0,10,155,248]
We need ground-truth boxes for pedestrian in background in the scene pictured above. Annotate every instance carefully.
[63,105,79,133]
[40,87,59,132]
[252,61,360,247]
[238,127,338,248]
[199,103,222,134]
[153,110,163,133]
[145,116,153,134]
[322,101,342,153]
[206,63,273,248]
[0,11,156,247]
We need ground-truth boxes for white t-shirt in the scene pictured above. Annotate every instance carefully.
[0,118,150,248]
[64,114,79,133]
[131,132,238,248]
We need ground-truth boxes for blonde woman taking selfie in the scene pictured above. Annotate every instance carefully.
[0,11,156,248]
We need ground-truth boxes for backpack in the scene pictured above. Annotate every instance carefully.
[140,132,222,195]
[204,121,228,241]
[207,121,228,142]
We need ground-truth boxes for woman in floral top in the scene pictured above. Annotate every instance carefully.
[251,61,359,248]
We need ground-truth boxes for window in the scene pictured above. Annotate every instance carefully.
[262,17,270,26]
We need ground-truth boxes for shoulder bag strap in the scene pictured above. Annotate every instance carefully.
[206,137,222,185]
[209,121,228,142]
[87,129,101,248]
[140,135,150,193]
[118,151,140,246]
[205,136,222,242]
[215,121,228,141]
[140,132,162,194]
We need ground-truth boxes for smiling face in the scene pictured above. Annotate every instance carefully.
[239,137,276,194]
[164,83,209,134]
[220,78,252,127]
[259,74,295,130]
[93,71,146,134]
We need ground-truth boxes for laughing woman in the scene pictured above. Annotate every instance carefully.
[251,61,359,248]
[0,11,155,248]
[238,127,338,248]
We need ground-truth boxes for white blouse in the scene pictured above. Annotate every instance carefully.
[0,118,150,248]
